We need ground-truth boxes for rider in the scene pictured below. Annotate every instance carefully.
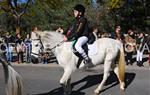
[57,4,92,68]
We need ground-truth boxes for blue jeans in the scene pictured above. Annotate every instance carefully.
[25,49,31,63]
[5,46,12,61]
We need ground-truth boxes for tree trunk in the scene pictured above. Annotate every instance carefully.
[16,17,21,34]
[16,27,20,34]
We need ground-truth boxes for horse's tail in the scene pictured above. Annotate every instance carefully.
[118,45,125,82]
[0,58,23,95]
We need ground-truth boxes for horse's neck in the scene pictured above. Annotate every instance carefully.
[43,32,64,46]
[54,42,72,56]
[53,42,80,68]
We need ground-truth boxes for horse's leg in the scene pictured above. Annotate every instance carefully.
[60,67,73,95]
[94,60,111,94]
[65,77,71,95]
[61,78,71,95]
[114,65,125,90]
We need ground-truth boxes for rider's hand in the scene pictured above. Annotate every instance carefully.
[63,36,68,42]
[56,27,64,34]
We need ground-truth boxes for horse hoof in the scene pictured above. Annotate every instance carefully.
[94,89,99,94]
[63,92,71,95]
[93,93,99,95]
[120,87,125,91]
[120,83,125,91]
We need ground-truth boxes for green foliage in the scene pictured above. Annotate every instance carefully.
[0,0,149,36]
[0,0,33,34]
[25,0,91,31]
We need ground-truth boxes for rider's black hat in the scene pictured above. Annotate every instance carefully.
[74,4,85,14]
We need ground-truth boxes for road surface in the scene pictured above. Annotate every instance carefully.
[0,62,150,95]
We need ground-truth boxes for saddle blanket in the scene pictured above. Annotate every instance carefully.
[88,42,98,56]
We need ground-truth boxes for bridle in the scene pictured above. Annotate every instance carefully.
[31,39,44,57]
[31,52,41,56]
[48,41,64,52]
[31,39,65,57]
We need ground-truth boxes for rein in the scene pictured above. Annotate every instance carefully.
[31,52,41,56]
[48,41,64,51]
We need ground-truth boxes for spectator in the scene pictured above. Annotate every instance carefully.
[146,35,150,65]
[91,26,99,40]
[15,33,24,64]
[24,34,32,63]
[42,52,49,64]
[136,32,145,67]
[88,26,99,44]
[125,29,136,65]
[3,32,14,62]
[111,25,125,43]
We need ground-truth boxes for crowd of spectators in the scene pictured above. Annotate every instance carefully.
[0,31,32,64]
[0,27,51,64]
[92,25,149,67]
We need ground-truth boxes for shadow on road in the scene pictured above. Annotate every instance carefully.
[31,72,135,95]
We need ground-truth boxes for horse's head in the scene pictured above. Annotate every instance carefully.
[31,40,43,63]
[31,31,64,63]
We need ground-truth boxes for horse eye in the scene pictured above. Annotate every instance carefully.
[35,44,38,47]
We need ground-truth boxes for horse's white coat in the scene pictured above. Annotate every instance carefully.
[32,31,125,94]
[0,58,23,95]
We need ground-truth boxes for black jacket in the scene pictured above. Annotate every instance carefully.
[4,35,15,46]
[64,17,90,40]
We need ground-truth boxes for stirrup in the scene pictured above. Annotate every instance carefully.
[83,59,93,69]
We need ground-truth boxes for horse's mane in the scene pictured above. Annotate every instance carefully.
[39,31,62,41]
[38,31,64,48]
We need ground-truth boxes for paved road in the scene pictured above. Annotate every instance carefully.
[0,62,150,95]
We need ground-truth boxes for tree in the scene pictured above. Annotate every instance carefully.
[1,0,149,35]
[25,0,90,31]
[91,0,149,33]
[0,0,32,34]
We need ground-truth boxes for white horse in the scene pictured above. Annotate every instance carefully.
[32,31,125,95]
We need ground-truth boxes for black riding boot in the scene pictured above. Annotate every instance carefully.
[81,53,93,69]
